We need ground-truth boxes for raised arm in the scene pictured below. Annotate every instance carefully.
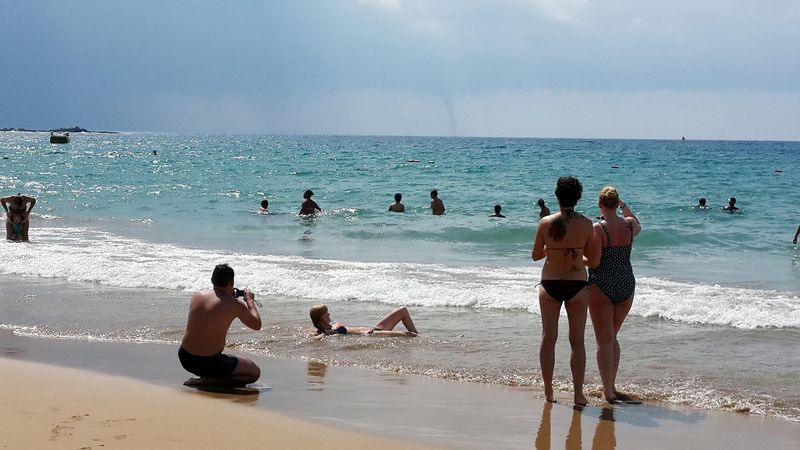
[237,289,262,331]
[619,200,641,236]
[24,196,36,213]
[794,225,800,245]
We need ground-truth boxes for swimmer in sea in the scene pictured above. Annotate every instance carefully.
[430,190,445,215]
[388,193,405,212]
[538,198,551,219]
[722,197,740,213]
[490,204,506,218]
[309,305,418,340]
[299,190,321,216]
[259,199,269,213]
[696,197,708,209]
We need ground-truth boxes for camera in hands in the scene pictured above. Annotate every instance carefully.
[234,288,245,298]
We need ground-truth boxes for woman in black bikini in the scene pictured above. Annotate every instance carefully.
[588,186,640,403]
[309,305,418,339]
[532,176,597,405]
[1,194,36,241]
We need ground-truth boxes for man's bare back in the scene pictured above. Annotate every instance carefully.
[181,288,260,355]
[179,264,262,385]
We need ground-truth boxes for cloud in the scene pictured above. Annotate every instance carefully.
[357,0,402,11]
[528,0,589,22]
[119,88,800,141]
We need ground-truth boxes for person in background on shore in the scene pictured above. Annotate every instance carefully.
[793,225,799,245]
[388,193,405,212]
[587,187,641,403]
[696,197,707,209]
[430,190,445,215]
[722,197,740,213]
[299,190,321,216]
[1,193,36,241]
[490,204,506,218]
[309,305,418,339]
[532,176,597,405]
[259,199,269,213]
[179,264,262,386]
[538,198,551,219]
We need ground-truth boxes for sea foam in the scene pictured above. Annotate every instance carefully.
[1,227,797,329]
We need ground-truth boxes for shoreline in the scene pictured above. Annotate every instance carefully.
[1,331,797,449]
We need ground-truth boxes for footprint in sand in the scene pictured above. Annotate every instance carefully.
[49,424,75,440]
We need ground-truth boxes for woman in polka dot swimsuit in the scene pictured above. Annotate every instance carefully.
[587,186,641,403]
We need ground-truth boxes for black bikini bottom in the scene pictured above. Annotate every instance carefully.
[541,280,588,303]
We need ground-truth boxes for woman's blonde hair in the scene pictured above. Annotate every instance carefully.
[598,186,620,208]
[309,304,329,333]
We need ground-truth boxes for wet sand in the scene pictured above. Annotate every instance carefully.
[0,331,796,449]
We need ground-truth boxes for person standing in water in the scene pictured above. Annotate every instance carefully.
[532,176,597,405]
[490,204,506,218]
[430,190,445,215]
[388,193,405,212]
[1,193,36,241]
[587,187,641,403]
[299,190,321,216]
[538,198,551,219]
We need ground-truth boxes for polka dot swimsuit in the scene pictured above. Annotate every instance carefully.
[588,221,635,303]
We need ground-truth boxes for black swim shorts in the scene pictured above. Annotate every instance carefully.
[178,346,238,378]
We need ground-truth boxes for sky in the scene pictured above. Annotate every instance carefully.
[1,0,799,140]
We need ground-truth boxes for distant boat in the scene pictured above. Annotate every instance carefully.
[50,131,70,144]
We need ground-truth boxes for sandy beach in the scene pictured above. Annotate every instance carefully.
[0,330,797,449]
[0,358,444,450]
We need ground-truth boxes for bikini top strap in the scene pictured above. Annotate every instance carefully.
[600,222,612,246]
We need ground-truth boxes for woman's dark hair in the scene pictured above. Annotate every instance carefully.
[554,176,582,208]
[394,193,402,202]
[304,190,314,199]
[211,263,234,287]
[260,199,269,208]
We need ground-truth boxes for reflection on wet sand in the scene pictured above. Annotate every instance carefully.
[534,402,617,450]
[592,408,616,450]
[534,401,552,449]
[307,360,328,391]
[566,407,582,449]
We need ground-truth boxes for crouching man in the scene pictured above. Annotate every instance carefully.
[179,263,262,386]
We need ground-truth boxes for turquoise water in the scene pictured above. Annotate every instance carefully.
[1,132,799,420]
[5,133,799,284]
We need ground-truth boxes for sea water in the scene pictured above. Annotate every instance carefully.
[0,132,798,421]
